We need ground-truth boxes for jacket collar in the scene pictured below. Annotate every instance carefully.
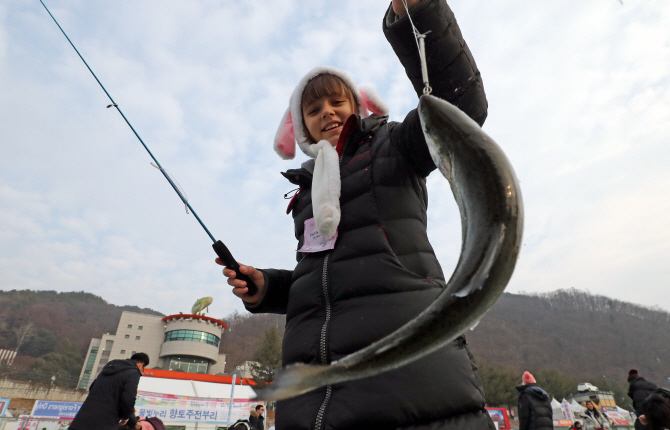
[281,114,388,188]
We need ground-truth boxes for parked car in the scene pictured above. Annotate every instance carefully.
[577,383,599,392]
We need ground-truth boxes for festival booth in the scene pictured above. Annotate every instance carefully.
[485,408,511,429]
[567,390,635,429]
[137,369,261,429]
[5,401,81,430]
[551,398,565,419]
[552,398,578,428]
[601,406,635,429]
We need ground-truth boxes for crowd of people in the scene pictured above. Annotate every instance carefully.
[516,369,670,430]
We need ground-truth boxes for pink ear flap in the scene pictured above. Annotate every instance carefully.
[274,109,296,159]
[359,85,389,116]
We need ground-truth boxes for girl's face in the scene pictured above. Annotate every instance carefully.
[587,401,594,410]
[302,94,355,147]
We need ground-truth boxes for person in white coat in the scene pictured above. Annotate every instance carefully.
[580,401,611,430]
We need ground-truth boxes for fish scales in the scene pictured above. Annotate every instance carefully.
[256,95,524,401]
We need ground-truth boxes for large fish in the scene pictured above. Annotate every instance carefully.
[256,94,524,401]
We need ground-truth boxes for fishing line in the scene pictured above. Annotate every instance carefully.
[602,375,636,411]
[401,0,432,95]
[38,0,256,294]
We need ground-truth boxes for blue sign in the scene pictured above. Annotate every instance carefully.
[31,400,82,418]
[0,398,9,417]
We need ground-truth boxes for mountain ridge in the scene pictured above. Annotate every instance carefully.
[1,288,667,401]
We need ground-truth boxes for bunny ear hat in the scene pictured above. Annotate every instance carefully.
[272,66,389,239]
[273,66,389,160]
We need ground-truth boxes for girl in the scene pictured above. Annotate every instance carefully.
[580,401,611,430]
[218,0,489,428]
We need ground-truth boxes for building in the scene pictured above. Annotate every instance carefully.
[78,311,227,389]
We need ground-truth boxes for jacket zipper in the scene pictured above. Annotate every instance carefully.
[315,125,355,430]
[338,139,348,163]
[314,254,332,430]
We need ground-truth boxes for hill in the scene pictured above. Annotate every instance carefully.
[2,288,668,406]
[0,290,163,359]
[466,289,670,384]
[465,289,670,406]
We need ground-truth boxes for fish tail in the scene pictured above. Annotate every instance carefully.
[253,363,332,401]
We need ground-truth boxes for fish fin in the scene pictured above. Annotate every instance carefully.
[253,363,331,401]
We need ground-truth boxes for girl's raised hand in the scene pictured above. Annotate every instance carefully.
[215,258,265,304]
[392,0,421,17]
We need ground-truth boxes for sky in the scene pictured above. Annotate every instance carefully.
[1,0,669,319]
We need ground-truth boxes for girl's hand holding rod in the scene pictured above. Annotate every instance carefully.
[215,258,265,304]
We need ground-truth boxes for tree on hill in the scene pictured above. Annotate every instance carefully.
[12,322,36,352]
[28,338,83,387]
[532,368,581,401]
[250,326,282,388]
[20,328,58,356]
[218,310,285,371]
[466,289,670,387]
[479,363,519,407]
[0,289,163,361]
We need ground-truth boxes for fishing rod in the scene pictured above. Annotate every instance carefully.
[38,0,256,295]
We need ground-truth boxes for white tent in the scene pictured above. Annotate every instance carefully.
[551,398,565,419]
[571,399,585,413]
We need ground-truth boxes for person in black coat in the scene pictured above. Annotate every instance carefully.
[219,0,492,428]
[70,353,149,430]
[218,0,491,429]
[639,388,670,430]
[627,369,658,430]
[517,371,554,430]
[249,404,265,430]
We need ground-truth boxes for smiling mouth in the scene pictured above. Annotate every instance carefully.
[323,123,341,132]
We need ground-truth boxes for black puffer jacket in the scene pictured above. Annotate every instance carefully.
[249,410,265,430]
[628,376,658,415]
[70,359,141,430]
[247,0,489,428]
[516,384,554,430]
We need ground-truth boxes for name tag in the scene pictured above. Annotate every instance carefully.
[298,218,337,253]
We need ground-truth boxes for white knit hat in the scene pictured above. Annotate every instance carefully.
[272,66,389,239]
[273,66,389,160]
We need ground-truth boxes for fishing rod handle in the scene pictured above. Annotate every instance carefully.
[212,240,258,296]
